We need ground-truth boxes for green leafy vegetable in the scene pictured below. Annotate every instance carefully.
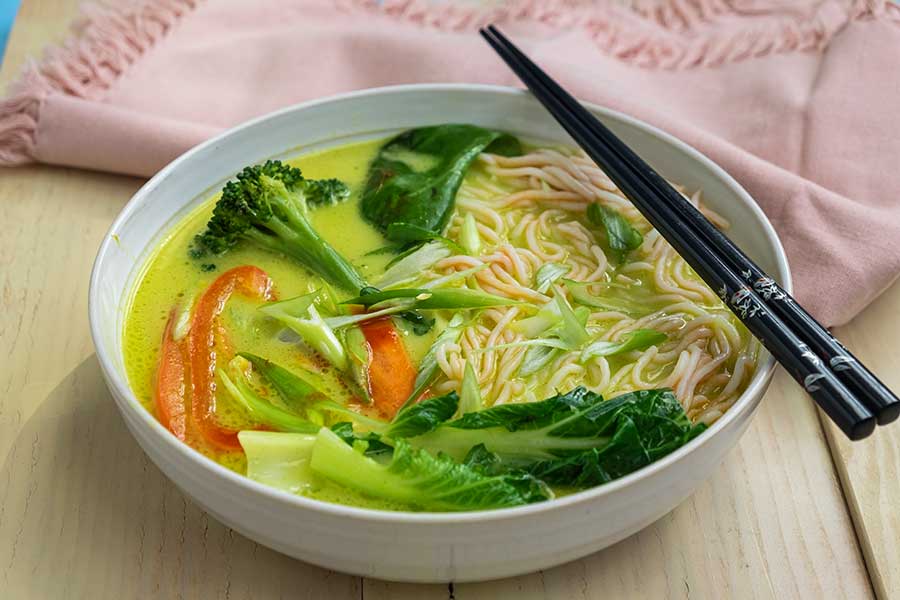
[580,329,667,362]
[497,292,589,378]
[330,422,393,458]
[400,310,435,336]
[587,203,643,263]
[410,388,700,465]
[191,160,363,290]
[361,125,522,243]
[409,387,617,462]
[385,393,459,439]
[461,444,554,502]
[522,391,706,485]
[309,428,549,511]
[259,292,348,371]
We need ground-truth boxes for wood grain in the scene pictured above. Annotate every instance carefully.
[822,282,900,600]
[0,1,887,598]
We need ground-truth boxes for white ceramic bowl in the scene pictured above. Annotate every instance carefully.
[89,84,790,583]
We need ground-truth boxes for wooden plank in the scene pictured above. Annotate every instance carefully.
[822,281,900,599]
[0,1,879,598]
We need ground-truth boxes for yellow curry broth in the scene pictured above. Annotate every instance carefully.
[124,141,404,474]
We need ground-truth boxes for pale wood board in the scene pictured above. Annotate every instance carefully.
[0,1,887,598]
[822,282,900,600]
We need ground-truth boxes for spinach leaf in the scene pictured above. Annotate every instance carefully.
[587,203,643,262]
[361,125,522,243]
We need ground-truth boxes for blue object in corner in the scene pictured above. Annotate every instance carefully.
[0,0,22,65]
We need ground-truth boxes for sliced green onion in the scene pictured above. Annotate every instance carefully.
[460,213,481,256]
[219,368,319,434]
[534,263,570,294]
[458,362,483,416]
[580,329,667,362]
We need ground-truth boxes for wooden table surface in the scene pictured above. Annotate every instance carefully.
[1,2,898,598]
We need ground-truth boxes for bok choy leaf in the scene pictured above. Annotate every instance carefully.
[309,428,550,511]
[385,393,459,439]
[408,388,703,469]
[239,431,320,494]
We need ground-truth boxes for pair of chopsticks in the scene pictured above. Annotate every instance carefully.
[480,26,898,440]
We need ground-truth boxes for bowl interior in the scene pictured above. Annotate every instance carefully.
[90,84,790,517]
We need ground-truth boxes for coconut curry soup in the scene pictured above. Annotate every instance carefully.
[124,125,758,512]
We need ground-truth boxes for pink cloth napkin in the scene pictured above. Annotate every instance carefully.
[2,0,900,327]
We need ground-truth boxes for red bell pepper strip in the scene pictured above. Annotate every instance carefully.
[154,308,187,441]
[359,317,416,419]
[188,266,275,450]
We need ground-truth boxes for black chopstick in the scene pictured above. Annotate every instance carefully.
[481,25,899,428]
[481,26,879,440]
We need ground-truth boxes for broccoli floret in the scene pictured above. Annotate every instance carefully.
[191,160,364,291]
[304,178,351,207]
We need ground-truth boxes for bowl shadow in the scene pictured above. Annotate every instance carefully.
[0,355,363,598]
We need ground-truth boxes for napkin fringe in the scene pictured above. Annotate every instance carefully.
[0,0,199,166]
[344,0,900,70]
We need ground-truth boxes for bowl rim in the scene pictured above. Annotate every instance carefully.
[89,83,791,524]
